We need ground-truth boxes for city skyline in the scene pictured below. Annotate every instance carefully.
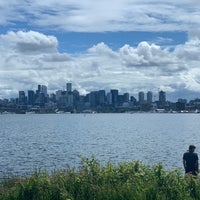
[1,82,200,114]
[0,81,200,103]
[0,82,190,104]
[1,1,200,101]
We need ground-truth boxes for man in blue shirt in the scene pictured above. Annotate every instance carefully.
[183,145,199,175]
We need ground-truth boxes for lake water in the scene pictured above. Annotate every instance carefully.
[0,113,200,177]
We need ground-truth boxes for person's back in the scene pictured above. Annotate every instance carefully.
[183,145,199,175]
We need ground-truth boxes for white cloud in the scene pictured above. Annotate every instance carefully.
[1,1,200,101]
[0,1,200,32]
[41,54,70,62]
[88,42,117,57]
[1,31,200,100]
[0,31,58,54]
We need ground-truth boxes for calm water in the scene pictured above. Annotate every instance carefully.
[0,113,200,177]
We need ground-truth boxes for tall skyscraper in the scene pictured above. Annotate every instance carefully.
[138,91,144,104]
[37,85,41,93]
[28,90,35,105]
[18,91,26,105]
[67,93,74,107]
[159,90,166,104]
[98,90,106,105]
[147,91,153,103]
[66,83,72,92]
[73,89,80,108]
[111,89,118,106]
[41,85,47,97]
[36,84,47,97]
[89,91,98,108]
[56,90,62,101]
[107,92,112,105]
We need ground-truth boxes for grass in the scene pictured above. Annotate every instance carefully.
[0,156,200,200]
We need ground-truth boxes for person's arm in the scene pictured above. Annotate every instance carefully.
[195,156,199,173]
[196,160,199,172]
[183,159,186,171]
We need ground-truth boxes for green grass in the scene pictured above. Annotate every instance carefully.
[1,157,200,200]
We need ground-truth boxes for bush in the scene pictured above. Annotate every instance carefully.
[0,157,200,200]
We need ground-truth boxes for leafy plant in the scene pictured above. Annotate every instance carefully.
[0,157,199,200]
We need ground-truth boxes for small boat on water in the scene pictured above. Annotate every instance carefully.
[26,111,36,114]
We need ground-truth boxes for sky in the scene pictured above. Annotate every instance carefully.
[1,1,200,101]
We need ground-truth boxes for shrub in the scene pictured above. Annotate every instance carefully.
[0,157,199,200]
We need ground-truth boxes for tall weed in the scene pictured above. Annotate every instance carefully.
[0,157,199,200]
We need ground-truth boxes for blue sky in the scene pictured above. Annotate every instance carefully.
[55,31,188,53]
[0,1,200,101]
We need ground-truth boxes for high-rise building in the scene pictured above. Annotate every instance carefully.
[41,85,48,97]
[73,89,80,109]
[38,92,46,107]
[89,91,98,108]
[117,95,124,105]
[56,90,62,101]
[49,93,56,103]
[138,91,145,104]
[107,92,112,105]
[56,91,67,109]
[111,89,118,106]
[18,91,26,105]
[98,90,106,105]
[176,102,185,111]
[159,90,166,104]
[66,83,72,93]
[28,90,35,105]
[130,96,137,104]
[37,85,41,93]
[67,93,74,107]
[147,91,153,104]
[178,98,187,104]
[123,93,129,102]
[36,84,47,97]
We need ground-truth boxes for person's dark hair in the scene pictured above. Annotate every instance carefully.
[189,145,196,150]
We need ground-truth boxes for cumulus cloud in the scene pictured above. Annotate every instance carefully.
[41,53,70,62]
[0,31,58,54]
[174,38,200,62]
[119,42,165,67]
[0,31,200,100]
[88,43,117,57]
[1,1,200,101]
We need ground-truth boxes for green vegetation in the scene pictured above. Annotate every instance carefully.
[1,157,200,200]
